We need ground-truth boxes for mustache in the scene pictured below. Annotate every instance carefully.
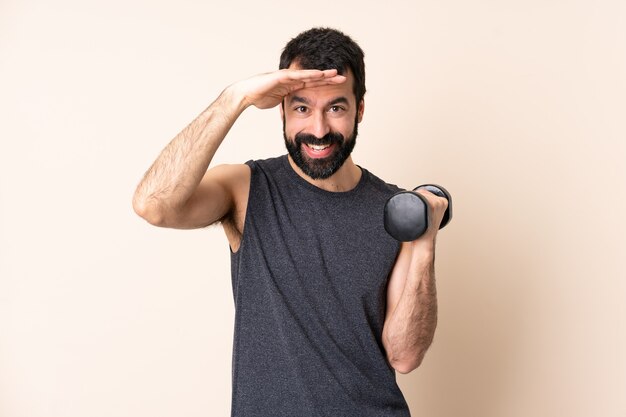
[294,131,345,146]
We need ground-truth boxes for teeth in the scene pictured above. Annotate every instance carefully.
[308,144,329,151]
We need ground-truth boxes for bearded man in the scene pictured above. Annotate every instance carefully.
[133,27,447,417]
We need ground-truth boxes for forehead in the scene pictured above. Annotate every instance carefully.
[287,64,356,104]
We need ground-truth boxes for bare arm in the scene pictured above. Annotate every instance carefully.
[132,87,246,228]
[132,69,346,230]
[382,190,448,374]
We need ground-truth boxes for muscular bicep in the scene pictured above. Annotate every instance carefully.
[173,163,250,229]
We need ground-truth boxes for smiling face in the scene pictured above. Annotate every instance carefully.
[282,68,364,180]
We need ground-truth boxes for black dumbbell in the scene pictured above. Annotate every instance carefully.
[383,184,452,242]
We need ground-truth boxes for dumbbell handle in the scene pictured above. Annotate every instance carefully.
[383,184,453,242]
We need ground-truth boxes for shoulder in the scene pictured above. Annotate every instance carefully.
[207,163,251,191]
[221,155,285,251]
[360,166,404,197]
[246,155,286,174]
[244,155,294,189]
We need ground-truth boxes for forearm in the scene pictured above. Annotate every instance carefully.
[382,241,438,373]
[133,86,247,221]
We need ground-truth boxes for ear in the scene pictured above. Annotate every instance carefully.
[279,101,285,120]
[357,99,365,123]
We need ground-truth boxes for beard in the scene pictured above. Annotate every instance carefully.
[283,117,358,180]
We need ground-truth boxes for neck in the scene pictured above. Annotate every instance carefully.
[287,155,362,192]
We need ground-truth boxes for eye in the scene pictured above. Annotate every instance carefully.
[294,106,308,113]
[329,105,346,113]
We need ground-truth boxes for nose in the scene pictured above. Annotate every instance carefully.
[308,111,330,139]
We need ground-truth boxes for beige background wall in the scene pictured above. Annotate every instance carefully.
[1,0,624,416]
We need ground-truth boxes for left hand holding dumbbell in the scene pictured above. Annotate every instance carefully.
[412,186,449,243]
[383,184,453,242]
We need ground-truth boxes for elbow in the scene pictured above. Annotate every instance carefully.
[389,354,423,375]
[383,329,429,375]
[132,196,168,227]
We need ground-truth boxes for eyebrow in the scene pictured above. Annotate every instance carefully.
[288,96,350,107]
[289,96,311,105]
[328,97,350,106]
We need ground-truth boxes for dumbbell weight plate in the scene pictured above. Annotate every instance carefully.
[383,191,429,242]
[384,184,453,242]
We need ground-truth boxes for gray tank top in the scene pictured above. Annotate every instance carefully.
[230,155,410,417]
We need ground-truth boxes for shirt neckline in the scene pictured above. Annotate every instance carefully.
[279,154,367,197]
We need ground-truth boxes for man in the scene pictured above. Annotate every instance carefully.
[133,27,447,417]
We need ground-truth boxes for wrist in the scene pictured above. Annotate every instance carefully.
[410,238,435,260]
[221,83,251,114]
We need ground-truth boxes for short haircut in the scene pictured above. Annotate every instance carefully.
[279,27,366,104]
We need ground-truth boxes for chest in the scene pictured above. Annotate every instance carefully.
[247,181,400,303]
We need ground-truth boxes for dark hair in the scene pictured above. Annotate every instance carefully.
[279,27,366,104]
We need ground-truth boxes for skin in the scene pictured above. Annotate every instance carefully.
[132,66,448,374]
[280,65,362,188]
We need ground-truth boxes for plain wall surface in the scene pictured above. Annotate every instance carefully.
[1,0,624,416]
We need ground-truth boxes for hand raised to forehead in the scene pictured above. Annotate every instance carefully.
[233,69,347,110]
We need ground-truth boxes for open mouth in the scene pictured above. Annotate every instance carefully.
[303,143,335,158]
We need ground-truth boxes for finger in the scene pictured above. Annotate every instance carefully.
[414,189,448,209]
[281,69,326,81]
[282,68,342,83]
[319,69,339,77]
[301,75,347,88]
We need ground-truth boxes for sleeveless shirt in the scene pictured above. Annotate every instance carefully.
[230,155,410,417]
